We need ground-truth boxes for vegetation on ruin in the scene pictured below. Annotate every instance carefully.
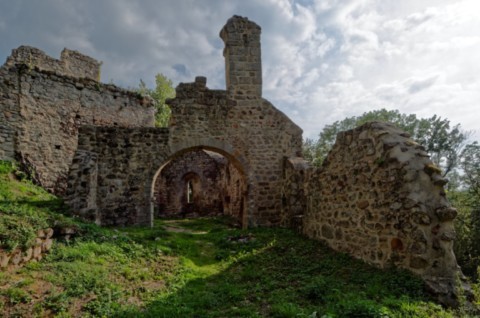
[138,73,175,127]
[1,161,479,317]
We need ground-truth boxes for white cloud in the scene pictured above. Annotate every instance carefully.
[0,0,479,141]
[286,0,480,139]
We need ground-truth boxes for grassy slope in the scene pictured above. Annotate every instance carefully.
[0,161,76,252]
[0,161,477,317]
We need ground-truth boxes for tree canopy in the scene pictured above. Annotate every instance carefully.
[138,73,175,127]
[452,141,480,278]
[461,142,480,200]
[303,109,470,178]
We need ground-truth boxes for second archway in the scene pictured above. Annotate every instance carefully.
[152,147,247,227]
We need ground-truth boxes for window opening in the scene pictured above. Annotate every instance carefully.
[187,180,194,203]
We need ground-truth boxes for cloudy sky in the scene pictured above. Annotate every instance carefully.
[1,0,479,140]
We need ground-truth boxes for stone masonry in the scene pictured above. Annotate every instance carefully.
[65,16,303,228]
[5,46,102,81]
[0,46,154,193]
[282,122,462,305]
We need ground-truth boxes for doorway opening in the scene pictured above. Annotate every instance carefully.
[152,148,247,226]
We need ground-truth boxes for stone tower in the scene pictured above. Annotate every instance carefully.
[220,16,262,98]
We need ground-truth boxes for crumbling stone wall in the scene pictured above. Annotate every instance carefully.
[0,47,155,193]
[66,126,170,226]
[219,156,245,224]
[280,157,310,229]
[220,16,262,98]
[167,74,302,226]
[300,122,460,304]
[66,16,303,228]
[5,46,101,80]
[0,64,19,160]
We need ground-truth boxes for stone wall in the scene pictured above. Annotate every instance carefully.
[0,47,155,193]
[301,122,460,304]
[219,155,245,224]
[5,46,101,80]
[0,64,19,160]
[65,126,170,226]
[220,15,262,98]
[280,157,310,229]
[168,76,303,226]
[0,228,54,269]
[66,16,303,228]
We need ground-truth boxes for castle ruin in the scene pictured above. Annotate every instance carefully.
[0,16,463,304]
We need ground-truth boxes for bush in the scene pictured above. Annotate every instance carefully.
[450,191,480,279]
[0,160,15,174]
[333,298,389,318]
[303,276,334,303]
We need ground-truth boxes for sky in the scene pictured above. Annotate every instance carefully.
[0,0,479,140]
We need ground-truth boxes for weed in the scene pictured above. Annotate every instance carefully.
[42,292,70,314]
[374,157,385,166]
[0,160,15,174]
[83,288,123,317]
[270,302,304,317]
[12,278,34,288]
[46,261,112,297]
[303,276,333,303]
[2,287,32,305]
[333,296,389,317]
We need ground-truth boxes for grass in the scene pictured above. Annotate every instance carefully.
[0,161,75,252]
[0,160,479,317]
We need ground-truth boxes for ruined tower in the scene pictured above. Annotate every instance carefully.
[220,16,262,98]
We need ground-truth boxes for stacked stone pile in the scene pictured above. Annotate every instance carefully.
[0,228,54,269]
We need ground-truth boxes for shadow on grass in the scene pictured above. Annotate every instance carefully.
[0,198,67,212]
[116,227,434,318]
[19,198,64,207]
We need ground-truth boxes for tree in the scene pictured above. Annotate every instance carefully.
[138,73,175,127]
[303,109,470,178]
[451,142,480,278]
[460,142,480,199]
[414,116,468,177]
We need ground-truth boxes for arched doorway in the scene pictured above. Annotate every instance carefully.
[151,147,248,227]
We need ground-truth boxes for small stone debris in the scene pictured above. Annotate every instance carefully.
[227,233,255,244]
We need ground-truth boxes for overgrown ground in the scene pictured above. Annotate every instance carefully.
[1,161,479,317]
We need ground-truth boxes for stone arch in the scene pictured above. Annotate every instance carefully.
[168,138,249,175]
[149,141,250,227]
[65,16,304,228]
